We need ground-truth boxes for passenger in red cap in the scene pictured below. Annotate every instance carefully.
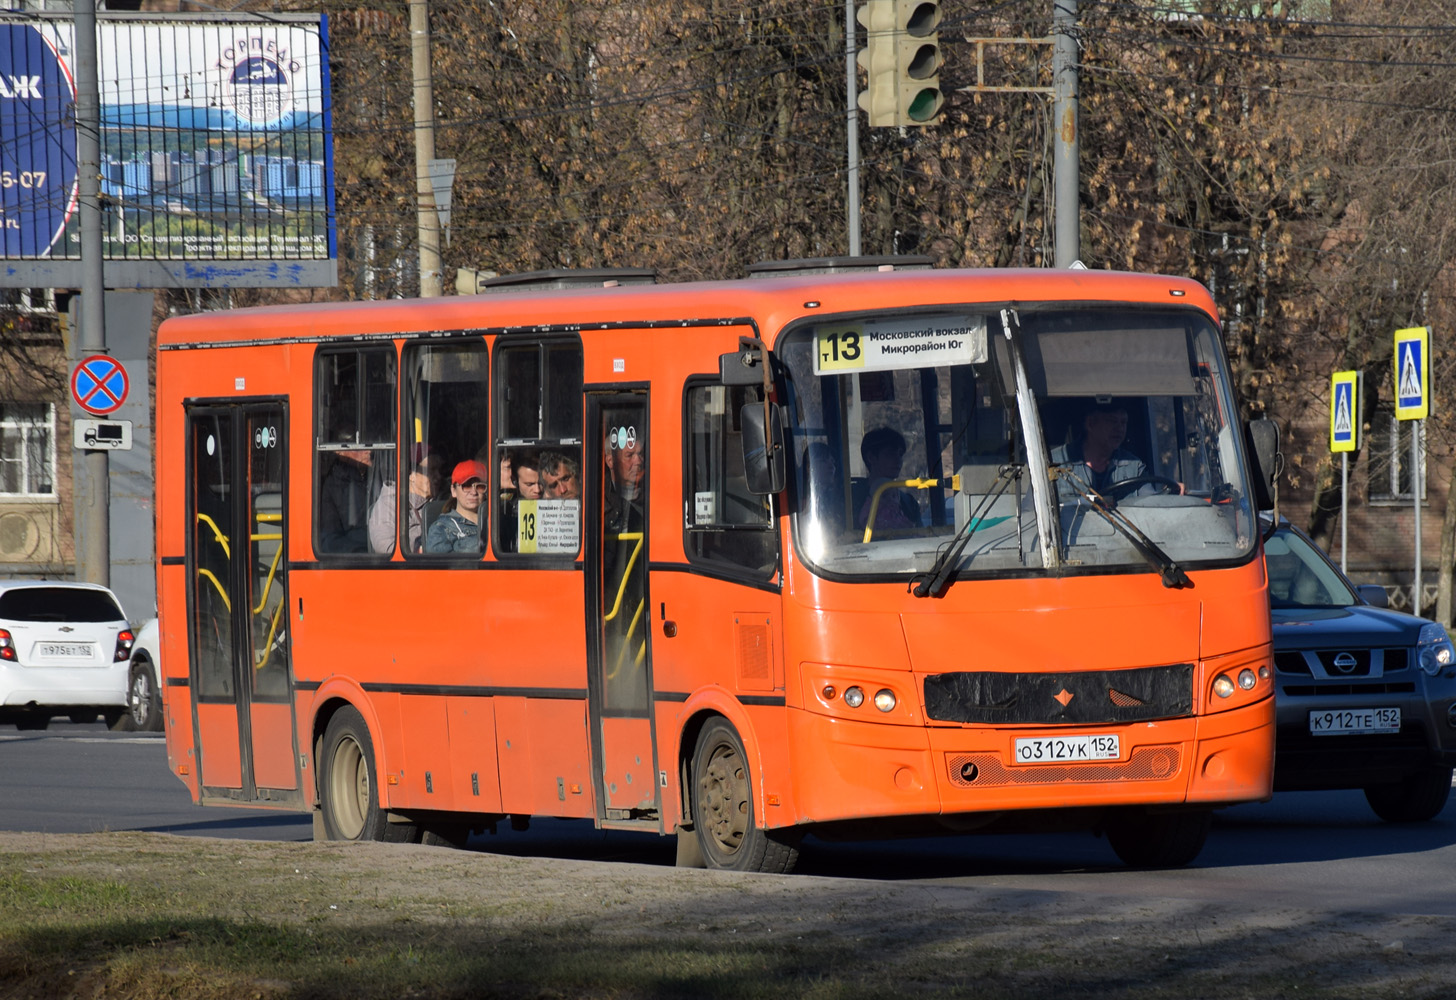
[425,460,488,553]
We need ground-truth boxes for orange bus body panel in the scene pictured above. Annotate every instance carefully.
[153,267,1273,854]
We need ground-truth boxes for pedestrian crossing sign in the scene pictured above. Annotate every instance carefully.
[1330,370,1360,453]
[1394,326,1430,421]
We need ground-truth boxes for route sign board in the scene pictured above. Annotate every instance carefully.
[70,355,130,416]
[1394,326,1430,421]
[1330,370,1362,453]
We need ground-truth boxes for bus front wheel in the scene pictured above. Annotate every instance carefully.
[690,719,800,874]
[1105,808,1211,868]
[319,706,417,843]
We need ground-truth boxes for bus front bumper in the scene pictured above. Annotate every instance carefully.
[785,697,1274,826]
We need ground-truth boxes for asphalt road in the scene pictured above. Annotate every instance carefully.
[4,724,1455,916]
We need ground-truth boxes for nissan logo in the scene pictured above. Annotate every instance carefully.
[1332,652,1358,675]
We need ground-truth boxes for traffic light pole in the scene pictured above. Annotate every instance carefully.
[846,0,861,256]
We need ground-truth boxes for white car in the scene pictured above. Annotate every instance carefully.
[0,580,134,730]
[125,618,163,732]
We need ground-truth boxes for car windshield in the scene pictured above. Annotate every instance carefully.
[0,587,125,622]
[779,305,1257,580]
[1265,528,1359,609]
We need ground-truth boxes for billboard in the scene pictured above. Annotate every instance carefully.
[1,12,334,288]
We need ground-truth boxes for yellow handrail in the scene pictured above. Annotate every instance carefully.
[196,513,231,557]
[603,531,643,622]
[255,597,286,672]
[197,568,232,612]
[607,598,647,680]
[250,531,283,615]
[861,474,960,543]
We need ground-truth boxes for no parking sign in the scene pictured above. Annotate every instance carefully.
[71,355,130,415]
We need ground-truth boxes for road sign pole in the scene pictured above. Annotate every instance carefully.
[75,0,109,588]
[1330,370,1361,575]
[1414,419,1423,614]
[1341,452,1348,575]
[1393,328,1430,616]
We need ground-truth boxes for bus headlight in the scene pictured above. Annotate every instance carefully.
[1238,669,1257,691]
[1418,624,1455,676]
[843,686,865,708]
[1212,674,1235,699]
[873,689,897,712]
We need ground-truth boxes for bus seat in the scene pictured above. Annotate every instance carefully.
[419,499,446,550]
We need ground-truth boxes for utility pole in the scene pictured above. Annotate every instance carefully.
[409,0,442,297]
[75,0,109,586]
[845,0,861,256]
[1052,0,1079,268]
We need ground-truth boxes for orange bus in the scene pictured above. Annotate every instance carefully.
[154,261,1280,871]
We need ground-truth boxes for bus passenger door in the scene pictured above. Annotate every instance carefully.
[585,392,661,828]
[186,403,302,807]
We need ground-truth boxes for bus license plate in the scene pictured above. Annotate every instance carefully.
[39,643,94,658]
[1013,734,1120,764]
[1309,707,1400,735]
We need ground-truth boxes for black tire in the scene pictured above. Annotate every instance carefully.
[318,706,418,843]
[1364,766,1453,823]
[420,824,471,849]
[690,718,800,873]
[15,714,49,731]
[127,658,164,732]
[1105,809,1211,868]
[104,707,130,731]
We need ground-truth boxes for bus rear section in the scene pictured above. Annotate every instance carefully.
[151,266,1278,873]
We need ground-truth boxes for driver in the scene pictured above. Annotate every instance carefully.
[1051,400,1181,501]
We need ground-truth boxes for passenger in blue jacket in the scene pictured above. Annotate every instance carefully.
[425,460,487,554]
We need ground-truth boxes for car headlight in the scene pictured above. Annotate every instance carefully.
[1417,623,1455,676]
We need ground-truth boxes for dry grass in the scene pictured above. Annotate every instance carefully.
[0,832,1454,999]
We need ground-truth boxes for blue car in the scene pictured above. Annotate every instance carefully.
[1267,521,1456,821]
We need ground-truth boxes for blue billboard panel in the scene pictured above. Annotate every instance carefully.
[1,13,334,288]
[0,24,79,258]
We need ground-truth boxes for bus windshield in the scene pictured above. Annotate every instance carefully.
[780,305,1257,580]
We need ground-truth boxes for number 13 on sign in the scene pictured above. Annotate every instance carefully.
[816,324,864,371]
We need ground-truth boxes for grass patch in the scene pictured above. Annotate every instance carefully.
[0,832,1453,1000]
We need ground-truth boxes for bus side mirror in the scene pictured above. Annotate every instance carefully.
[1247,417,1282,512]
[740,402,786,495]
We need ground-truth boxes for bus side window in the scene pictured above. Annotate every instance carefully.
[400,339,490,558]
[315,346,396,557]
[684,382,779,579]
[493,338,583,558]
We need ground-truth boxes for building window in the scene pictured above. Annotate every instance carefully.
[0,403,55,497]
[1368,412,1426,504]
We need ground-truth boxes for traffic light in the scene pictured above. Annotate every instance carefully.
[857,0,943,127]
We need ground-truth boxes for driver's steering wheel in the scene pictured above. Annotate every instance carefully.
[1105,475,1180,500]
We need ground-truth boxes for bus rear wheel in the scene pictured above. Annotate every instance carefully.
[1105,808,1211,868]
[319,706,417,843]
[690,719,799,874]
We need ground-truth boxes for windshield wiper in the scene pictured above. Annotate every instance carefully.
[1051,471,1193,589]
[911,466,1020,598]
